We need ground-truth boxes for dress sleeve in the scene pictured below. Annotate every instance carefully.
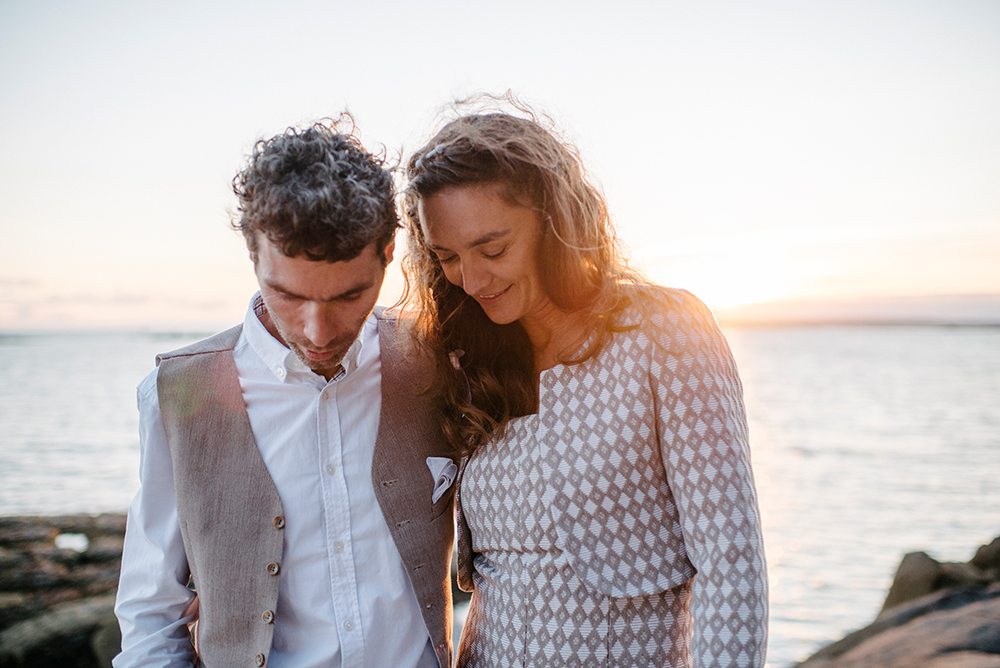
[650,290,768,667]
[113,369,197,668]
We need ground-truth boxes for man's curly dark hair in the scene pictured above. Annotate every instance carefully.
[232,115,398,264]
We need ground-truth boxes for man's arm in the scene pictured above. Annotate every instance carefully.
[113,369,197,667]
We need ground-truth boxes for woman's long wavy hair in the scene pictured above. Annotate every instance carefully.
[402,97,651,455]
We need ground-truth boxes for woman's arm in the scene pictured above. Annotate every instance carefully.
[651,290,768,668]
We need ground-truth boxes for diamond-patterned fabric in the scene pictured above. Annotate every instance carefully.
[456,289,767,667]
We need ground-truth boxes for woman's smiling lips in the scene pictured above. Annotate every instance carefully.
[476,285,512,304]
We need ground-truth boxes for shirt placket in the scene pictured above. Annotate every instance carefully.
[316,374,365,666]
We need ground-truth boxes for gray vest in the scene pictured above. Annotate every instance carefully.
[156,314,454,667]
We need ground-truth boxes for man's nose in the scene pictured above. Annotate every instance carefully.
[301,302,338,348]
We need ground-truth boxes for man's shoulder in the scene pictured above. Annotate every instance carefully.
[373,307,424,352]
[372,305,400,327]
[155,325,243,366]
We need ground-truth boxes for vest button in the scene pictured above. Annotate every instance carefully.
[254,653,266,666]
[260,609,275,624]
[272,515,285,529]
[266,561,280,576]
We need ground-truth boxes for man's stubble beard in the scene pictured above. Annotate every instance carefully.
[267,310,369,379]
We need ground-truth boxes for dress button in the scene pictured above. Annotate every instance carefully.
[273,515,285,529]
[266,561,280,576]
[261,609,275,624]
[255,653,266,666]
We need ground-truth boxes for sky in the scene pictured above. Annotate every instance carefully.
[1,0,998,330]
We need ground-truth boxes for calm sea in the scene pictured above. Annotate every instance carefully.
[1,326,998,666]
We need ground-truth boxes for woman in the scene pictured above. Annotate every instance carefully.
[402,104,767,667]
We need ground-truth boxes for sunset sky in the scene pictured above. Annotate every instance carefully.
[2,1,998,330]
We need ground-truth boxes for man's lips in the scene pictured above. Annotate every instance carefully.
[302,348,338,362]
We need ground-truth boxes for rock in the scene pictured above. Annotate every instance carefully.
[92,514,127,535]
[801,585,1000,666]
[940,562,993,589]
[799,587,1000,667]
[0,594,115,667]
[0,592,32,630]
[0,546,31,571]
[972,537,1000,574]
[0,520,56,546]
[880,550,941,613]
[82,536,125,564]
[91,612,121,666]
[800,534,1000,668]
[0,513,126,643]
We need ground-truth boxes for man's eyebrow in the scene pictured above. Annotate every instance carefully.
[429,229,511,252]
[265,279,374,301]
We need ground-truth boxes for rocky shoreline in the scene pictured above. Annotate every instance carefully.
[796,536,1000,667]
[1,514,997,666]
[0,514,124,667]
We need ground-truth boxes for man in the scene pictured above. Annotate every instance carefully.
[114,119,456,667]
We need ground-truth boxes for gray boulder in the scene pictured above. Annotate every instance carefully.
[798,535,1000,667]
[0,594,117,667]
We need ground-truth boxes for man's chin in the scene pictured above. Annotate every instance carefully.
[292,346,348,376]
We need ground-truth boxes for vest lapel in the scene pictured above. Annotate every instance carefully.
[370,315,453,666]
[371,315,433,547]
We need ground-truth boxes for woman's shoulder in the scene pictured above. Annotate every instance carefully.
[598,284,732,370]
[607,286,740,387]
[616,285,720,339]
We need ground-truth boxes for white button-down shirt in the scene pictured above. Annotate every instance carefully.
[115,295,436,668]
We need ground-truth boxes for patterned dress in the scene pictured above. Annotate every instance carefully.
[456,289,767,667]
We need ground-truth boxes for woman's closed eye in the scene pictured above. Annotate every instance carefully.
[482,246,508,260]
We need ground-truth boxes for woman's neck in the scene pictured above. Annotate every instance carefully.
[520,301,590,373]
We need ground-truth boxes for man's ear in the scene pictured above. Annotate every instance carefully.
[383,240,395,265]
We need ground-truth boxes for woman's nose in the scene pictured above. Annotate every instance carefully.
[460,262,490,296]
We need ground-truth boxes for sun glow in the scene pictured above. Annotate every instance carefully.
[637,241,809,312]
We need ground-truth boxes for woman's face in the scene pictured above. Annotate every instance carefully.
[418,183,550,326]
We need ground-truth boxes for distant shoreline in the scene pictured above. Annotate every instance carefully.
[718,319,1000,329]
[3,320,1000,337]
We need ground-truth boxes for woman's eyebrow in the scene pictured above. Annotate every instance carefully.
[430,229,511,252]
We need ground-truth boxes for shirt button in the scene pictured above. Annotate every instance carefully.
[275,367,286,379]
[326,463,336,475]
[344,619,354,631]
[266,561,280,576]
[272,515,285,529]
[260,609,275,624]
[334,541,345,552]
[255,653,266,666]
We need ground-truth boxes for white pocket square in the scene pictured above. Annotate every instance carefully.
[426,456,458,504]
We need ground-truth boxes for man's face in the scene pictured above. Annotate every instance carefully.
[253,234,392,379]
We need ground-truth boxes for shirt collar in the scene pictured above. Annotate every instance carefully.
[243,292,372,382]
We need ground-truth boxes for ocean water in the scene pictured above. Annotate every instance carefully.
[1,326,998,666]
